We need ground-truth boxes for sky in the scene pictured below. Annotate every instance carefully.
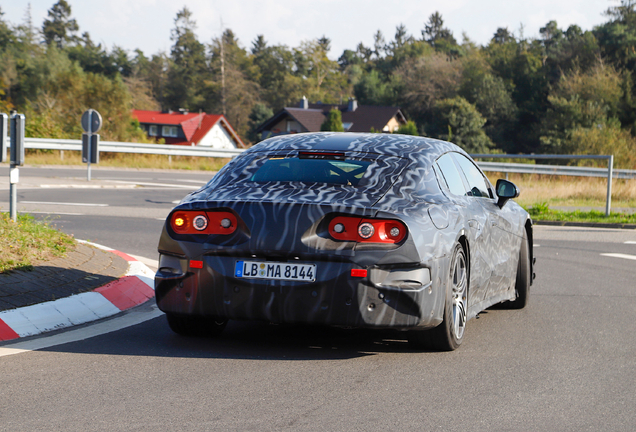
[2,0,617,58]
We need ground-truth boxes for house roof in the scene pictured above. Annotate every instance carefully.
[285,108,325,132]
[255,102,406,134]
[132,110,245,148]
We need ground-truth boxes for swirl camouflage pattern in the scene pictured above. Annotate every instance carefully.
[155,132,534,351]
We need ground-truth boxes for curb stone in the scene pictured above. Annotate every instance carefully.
[535,220,636,229]
[0,240,155,342]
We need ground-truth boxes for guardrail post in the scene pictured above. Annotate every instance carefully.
[605,155,613,217]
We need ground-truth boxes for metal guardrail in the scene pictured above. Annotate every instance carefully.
[470,153,624,216]
[4,138,635,215]
[22,137,245,158]
[476,161,636,180]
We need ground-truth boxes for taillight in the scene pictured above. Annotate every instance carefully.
[171,210,237,235]
[328,217,407,243]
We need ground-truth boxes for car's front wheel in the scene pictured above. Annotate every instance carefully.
[507,229,531,309]
[166,313,228,337]
[409,243,468,351]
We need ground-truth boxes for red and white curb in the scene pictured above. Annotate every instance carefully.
[0,240,155,342]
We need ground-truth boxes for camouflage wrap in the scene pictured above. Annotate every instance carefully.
[155,133,532,329]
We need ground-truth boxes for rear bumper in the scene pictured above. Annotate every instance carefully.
[155,254,445,330]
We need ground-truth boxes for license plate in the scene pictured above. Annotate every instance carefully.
[235,261,316,282]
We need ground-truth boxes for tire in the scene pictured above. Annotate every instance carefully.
[507,230,530,309]
[166,313,228,337]
[409,243,468,351]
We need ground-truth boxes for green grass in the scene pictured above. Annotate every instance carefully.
[0,213,76,273]
[525,202,636,225]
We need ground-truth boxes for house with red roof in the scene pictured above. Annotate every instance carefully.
[132,110,245,149]
[254,97,407,141]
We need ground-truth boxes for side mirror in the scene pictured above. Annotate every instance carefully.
[496,179,520,208]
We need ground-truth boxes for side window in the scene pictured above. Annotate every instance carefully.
[436,153,467,196]
[453,154,492,198]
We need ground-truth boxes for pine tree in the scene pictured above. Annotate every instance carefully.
[42,0,78,48]
[320,108,344,132]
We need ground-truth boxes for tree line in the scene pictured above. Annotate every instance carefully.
[1,1,636,167]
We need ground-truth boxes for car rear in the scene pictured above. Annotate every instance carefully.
[155,143,446,330]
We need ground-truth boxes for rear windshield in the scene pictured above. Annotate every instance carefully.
[251,158,371,186]
[206,150,409,198]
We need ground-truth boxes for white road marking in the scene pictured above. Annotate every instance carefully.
[20,201,109,207]
[23,211,84,216]
[171,200,181,204]
[601,253,636,261]
[625,241,636,245]
[178,179,208,184]
[109,180,199,189]
[0,305,163,358]
[103,177,153,180]
[40,185,136,189]
[534,244,540,247]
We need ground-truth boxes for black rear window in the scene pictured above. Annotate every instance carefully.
[205,150,409,199]
[251,157,371,186]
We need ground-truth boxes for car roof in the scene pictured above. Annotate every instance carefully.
[248,132,462,160]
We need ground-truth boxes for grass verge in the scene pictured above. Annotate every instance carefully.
[485,173,636,210]
[0,212,76,273]
[524,202,636,225]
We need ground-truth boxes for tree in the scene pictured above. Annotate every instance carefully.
[0,7,14,51]
[15,4,38,48]
[298,39,348,104]
[251,35,267,55]
[373,30,386,59]
[42,0,78,48]
[394,52,463,126]
[205,29,261,139]
[353,69,395,105]
[567,124,636,168]
[595,0,636,70]
[164,7,207,110]
[251,38,298,109]
[247,103,273,143]
[540,62,625,154]
[429,97,493,153]
[67,32,117,77]
[484,35,548,152]
[320,108,344,131]
[317,35,331,53]
[422,12,458,55]
[397,120,418,136]
[492,28,515,45]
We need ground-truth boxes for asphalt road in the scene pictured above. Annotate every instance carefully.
[1,166,636,431]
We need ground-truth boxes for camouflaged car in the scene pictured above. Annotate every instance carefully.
[155,132,534,350]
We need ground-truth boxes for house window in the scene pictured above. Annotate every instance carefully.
[286,120,300,133]
[162,126,178,137]
[149,125,158,136]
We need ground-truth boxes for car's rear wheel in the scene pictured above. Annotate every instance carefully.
[166,313,228,337]
[506,230,530,309]
[409,243,467,351]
